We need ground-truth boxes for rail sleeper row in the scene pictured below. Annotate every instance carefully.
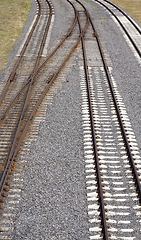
[0,0,140,239]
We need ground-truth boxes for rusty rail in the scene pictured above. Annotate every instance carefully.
[0,2,78,121]
[74,0,109,238]
[0,0,81,200]
[0,0,41,104]
[0,0,53,195]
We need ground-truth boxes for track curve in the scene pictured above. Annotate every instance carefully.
[0,0,140,239]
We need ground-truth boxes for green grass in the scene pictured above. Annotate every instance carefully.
[0,0,31,72]
[110,0,141,24]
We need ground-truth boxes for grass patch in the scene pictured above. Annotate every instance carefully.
[0,0,31,72]
[110,0,141,24]
[0,0,140,72]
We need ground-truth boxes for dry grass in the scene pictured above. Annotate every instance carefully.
[0,0,31,72]
[0,0,140,72]
[111,0,141,24]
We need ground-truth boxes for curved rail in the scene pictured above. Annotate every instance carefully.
[0,0,41,104]
[1,2,140,239]
[0,1,78,121]
[0,0,53,195]
[103,0,141,34]
[0,0,82,202]
[95,0,141,57]
[75,0,141,237]
[74,0,108,238]
[33,0,52,72]
[86,5,141,198]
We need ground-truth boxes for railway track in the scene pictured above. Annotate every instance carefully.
[0,0,53,195]
[95,0,141,58]
[78,0,141,238]
[0,0,141,239]
[0,0,88,212]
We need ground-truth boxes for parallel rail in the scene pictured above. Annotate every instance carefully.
[0,0,83,200]
[95,0,141,57]
[74,0,108,238]
[103,0,141,34]
[0,0,41,104]
[93,0,141,198]
[74,0,141,238]
[0,0,140,239]
[0,0,53,194]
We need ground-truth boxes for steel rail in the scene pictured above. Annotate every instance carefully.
[0,0,41,104]
[0,18,84,197]
[33,0,53,73]
[103,0,141,34]
[16,0,53,118]
[95,0,141,57]
[0,0,80,196]
[0,5,78,121]
[0,0,53,194]
[86,8,141,198]
[0,0,52,115]
[74,0,108,238]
